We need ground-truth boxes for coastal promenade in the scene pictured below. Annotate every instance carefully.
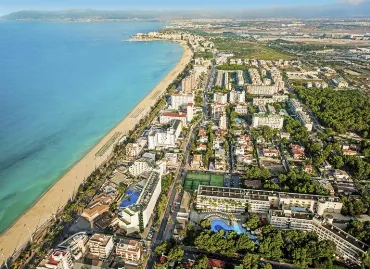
[0,40,192,262]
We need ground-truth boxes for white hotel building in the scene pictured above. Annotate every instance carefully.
[170,93,193,110]
[118,172,161,233]
[195,185,368,265]
[148,120,182,150]
[252,114,284,130]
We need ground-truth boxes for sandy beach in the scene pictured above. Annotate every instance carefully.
[0,40,192,261]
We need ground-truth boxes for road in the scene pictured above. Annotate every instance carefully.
[146,62,215,269]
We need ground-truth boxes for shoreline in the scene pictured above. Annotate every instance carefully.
[0,39,192,261]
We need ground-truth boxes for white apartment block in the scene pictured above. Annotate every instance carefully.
[196,185,342,216]
[247,85,280,96]
[229,90,246,104]
[148,120,182,150]
[37,250,74,269]
[248,68,262,85]
[236,70,244,86]
[269,211,368,266]
[182,73,197,93]
[116,239,142,264]
[216,70,227,88]
[194,65,208,75]
[213,92,228,104]
[296,111,313,131]
[211,103,227,119]
[126,139,147,158]
[252,95,288,106]
[288,99,303,113]
[235,105,248,115]
[160,111,187,127]
[57,233,89,261]
[129,158,166,177]
[170,93,193,110]
[219,114,227,130]
[88,234,114,260]
[118,172,161,233]
[252,114,284,130]
[288,99,313,131]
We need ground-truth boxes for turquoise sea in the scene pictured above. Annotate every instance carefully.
[0,21,183,233]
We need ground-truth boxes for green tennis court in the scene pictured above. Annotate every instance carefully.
[184,171,224,190]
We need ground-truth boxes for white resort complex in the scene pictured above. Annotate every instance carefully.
[195,185,368,265]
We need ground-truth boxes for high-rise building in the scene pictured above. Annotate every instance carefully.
[182,73,197,93]
[118,172,162,233]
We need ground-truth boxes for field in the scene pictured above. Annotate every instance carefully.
[211,37,293,60]
[184,171,224,191]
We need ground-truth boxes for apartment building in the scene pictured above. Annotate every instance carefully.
[148,120,182,150]
[128,158,166,177]
[247,85,279,96]
[235,105,248,115]
[229,90,246,104]
[58,233,89,261]
[269,210,368,265]
[288,99,303,113]
[182,73,197,93]
[248,68,262,85]
[213,92,228,104]
[126,138,147,158]
[37,250,74,269]
[210,103,227,119]
[170,93,194,110]
[116,239,142,264]
[236,70,244,86]
[296,111,313,131]
[219,113,227,130]
[252,114,284,130]
[195,185,342,216]
[288,99,313,131]
[159,111,187,127]
[216,70,228,88]
[118,171,161,233]
[252,95,288,106]
[88,234,114,260]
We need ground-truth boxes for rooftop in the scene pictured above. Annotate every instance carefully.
[197,185,341,202]
[89,234,112,247]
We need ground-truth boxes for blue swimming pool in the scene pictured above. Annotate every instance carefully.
[211,219,259,241]
[119,190,140,208]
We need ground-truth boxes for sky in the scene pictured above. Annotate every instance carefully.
[0,0,366,15]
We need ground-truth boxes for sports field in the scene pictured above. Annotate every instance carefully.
[184,171,224,190]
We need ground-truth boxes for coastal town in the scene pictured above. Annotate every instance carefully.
[2,18,370,269]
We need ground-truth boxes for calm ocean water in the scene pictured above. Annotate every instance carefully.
[0,21,183,233]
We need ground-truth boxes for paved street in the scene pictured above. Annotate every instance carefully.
[146,62,215,269]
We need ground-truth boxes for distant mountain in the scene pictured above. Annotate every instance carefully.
[2,3,370,20]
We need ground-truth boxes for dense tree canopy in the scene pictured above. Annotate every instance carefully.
[346,219,370,245]
[192,225,338,268]
[296,87,370,137]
